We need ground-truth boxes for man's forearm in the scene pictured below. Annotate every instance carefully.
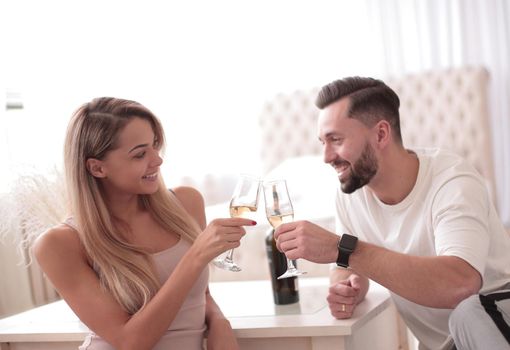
[348,241,481,308]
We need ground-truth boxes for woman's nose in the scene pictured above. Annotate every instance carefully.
[151,149,163,167]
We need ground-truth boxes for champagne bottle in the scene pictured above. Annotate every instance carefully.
[265,228,299,305]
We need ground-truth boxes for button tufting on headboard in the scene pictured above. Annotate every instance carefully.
[259,87,322,174]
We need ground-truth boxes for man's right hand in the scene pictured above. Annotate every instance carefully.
[274,220,339,263]
[327,274,364,319]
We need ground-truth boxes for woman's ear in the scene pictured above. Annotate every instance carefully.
[86,158,107,178]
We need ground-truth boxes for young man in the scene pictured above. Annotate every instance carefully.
[274,77,510,349]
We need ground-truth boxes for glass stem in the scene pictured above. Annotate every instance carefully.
[286,258,297,270]
[224,248,234,262]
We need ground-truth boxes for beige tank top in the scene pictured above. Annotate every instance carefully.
[75,233,209,350]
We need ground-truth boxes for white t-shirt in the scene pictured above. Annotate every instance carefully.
[334,148,510,350]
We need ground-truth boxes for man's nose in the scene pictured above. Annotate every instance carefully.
[323,144,336,164]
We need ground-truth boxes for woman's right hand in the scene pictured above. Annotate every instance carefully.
[191,218,256,263]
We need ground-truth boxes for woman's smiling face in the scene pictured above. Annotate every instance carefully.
[94,117,163,197]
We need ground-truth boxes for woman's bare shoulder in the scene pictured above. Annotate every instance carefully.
[171,186,206,227]
[172,186,205,212]
[172,186,204,204]
[32,223,85,261]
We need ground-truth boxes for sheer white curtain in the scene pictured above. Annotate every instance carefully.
[0,0,379,197]
[367,0,510,226]
[2,0,507,216]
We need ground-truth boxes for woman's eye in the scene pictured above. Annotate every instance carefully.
[134,151,146,159]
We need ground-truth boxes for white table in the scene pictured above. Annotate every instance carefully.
[0,277,397,350]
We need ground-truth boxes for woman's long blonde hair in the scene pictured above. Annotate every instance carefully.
[64,97,201,314]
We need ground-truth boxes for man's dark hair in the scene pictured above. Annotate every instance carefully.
[315,77,402,143]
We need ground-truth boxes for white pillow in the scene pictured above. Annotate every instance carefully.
[264,156,338,223]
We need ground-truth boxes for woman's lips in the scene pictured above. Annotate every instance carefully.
[142,172,158,181]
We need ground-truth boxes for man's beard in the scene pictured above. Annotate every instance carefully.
[338,142,378,194]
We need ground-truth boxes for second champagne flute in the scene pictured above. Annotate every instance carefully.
[213,174,260,272]
[263,179,306,279]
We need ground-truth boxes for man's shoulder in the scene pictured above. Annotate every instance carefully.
[415,147,478,177]
[414,147,463,162]
[415,148,489,201]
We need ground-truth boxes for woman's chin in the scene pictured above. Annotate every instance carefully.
[140,182,160,195]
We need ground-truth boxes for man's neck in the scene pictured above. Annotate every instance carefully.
[368,147,419,205]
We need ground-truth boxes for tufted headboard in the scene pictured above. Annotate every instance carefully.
[258,66,496,200]
[259,88,322,174]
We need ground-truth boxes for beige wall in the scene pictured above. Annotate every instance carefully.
[0,239,34,317]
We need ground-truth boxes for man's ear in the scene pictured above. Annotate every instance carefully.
[86,158,107,178]
[374,120,391,148]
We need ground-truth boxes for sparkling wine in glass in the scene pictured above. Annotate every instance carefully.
[213,174,260,272]
[263,179,306,279]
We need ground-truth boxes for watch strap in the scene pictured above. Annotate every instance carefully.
[336,234,358,268]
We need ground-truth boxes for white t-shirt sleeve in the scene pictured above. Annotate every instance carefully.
[335,187,357,237]
[332,187,355,271]
[431,174,491,276]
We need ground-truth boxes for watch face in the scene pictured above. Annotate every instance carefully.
[337,234,358,268]
[341,234,358,251]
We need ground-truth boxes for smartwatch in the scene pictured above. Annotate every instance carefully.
[336,234,358,268]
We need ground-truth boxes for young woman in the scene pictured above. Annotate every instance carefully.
[33,97,253,349]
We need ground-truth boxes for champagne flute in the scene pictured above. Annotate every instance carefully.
[263,179,306,279]
[213,174,260,272]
